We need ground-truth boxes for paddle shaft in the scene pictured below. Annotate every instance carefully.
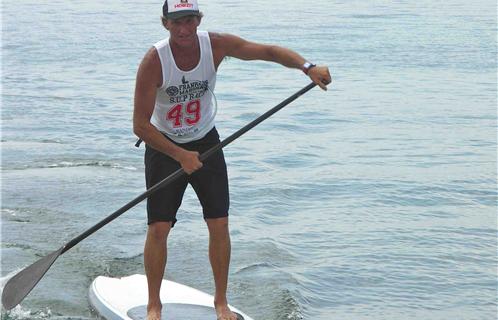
[61,82,316,254]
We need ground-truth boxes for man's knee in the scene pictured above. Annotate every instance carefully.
[147,221,172,241]
[206,217,229,235]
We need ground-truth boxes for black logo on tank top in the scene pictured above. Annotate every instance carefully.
[165,80,209,103]
[166,86,179,96]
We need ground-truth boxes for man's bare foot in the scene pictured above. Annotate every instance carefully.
[147,302,162,320]
[215,303,238,320]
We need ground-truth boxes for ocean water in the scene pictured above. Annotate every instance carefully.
[1,1,497,319]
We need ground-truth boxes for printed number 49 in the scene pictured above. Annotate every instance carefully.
[167,100,201,127]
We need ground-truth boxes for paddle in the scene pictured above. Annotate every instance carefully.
[1,82,317,310]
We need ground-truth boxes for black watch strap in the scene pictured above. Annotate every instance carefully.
[302,62,316,75]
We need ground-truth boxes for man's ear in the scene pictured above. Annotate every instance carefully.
[161,17,169,30]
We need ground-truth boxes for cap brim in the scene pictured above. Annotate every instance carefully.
[166,10,200,20]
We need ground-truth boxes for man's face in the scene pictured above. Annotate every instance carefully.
[166,15,201,48]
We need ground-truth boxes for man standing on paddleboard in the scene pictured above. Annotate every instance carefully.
[133,1,331,319]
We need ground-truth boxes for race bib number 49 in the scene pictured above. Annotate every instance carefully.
[166,99,201,128]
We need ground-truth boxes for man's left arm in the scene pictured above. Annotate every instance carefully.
[215,33,332,90]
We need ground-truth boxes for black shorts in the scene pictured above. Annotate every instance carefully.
[144,127,229,226]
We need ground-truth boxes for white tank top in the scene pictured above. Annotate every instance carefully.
[151,31,217,143]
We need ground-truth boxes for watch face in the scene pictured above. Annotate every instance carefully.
[303,62,312,69]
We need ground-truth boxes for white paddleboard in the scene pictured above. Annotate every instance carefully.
[88,274,254,320]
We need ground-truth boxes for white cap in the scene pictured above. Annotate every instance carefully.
[163,0,200,20]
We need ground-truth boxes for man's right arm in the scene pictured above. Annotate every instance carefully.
[133,47,202,174]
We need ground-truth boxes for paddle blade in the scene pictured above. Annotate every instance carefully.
[2,248,62,310]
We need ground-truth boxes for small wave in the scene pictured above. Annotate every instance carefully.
[2,207,39,221]
[1,306,53,320]
[1,208,31,223]
[1,306,33,320]
[277,289,305,320]
[349,13,417,20]
[2,243,32,250]
[9,161,137,171]
[46,161,137,170]
[235,262,276,274]
[1,139,63,145]
[1,208,17,215]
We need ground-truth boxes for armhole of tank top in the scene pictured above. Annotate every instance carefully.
[153,43,168,90]
[204,31,217,74]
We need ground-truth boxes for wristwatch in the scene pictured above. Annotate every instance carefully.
[302,62,316,75]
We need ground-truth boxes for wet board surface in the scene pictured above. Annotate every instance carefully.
[88,274,253,320]
[127,303,244,320]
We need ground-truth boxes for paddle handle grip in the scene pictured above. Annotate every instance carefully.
[62,82,317,254]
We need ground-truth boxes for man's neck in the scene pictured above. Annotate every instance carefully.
[169,34,201,71]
